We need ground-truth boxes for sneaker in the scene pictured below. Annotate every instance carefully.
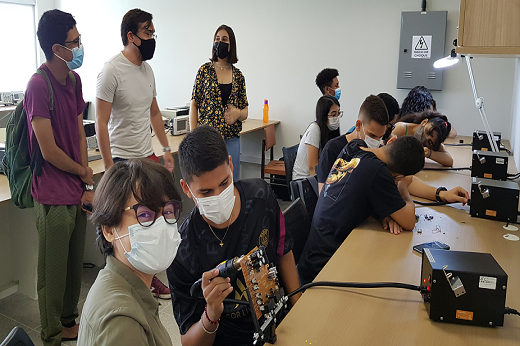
[151,275,171,299]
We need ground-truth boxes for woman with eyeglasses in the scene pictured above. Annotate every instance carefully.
[292,95,341,181]
[391,110,454,167]
[77,159,182,345]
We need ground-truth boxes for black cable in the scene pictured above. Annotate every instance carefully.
[286,281,426,298]
[422,167,471,171]
[444,143,472,147]
[505,307,520,316]
[412,200,456,206]
[83,262,95,269]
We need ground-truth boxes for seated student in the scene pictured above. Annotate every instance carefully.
[167,126,301,346]
[298,136,425,285]
[78,159,182,345]
[316,67,341,99]
[317,95,389,194]
[392,110,454,167]
[293,95,341,180]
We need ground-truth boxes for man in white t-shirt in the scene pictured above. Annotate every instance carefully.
[95,8,173,299]
[96,8,174,172]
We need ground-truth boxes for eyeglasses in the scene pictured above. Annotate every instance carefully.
[137,32,157,40]
[123,199,182,227]
[328,110,344,118]
[64,35,81,47]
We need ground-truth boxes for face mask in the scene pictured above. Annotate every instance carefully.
[332,87,341,101]
[189,178,235,225]
[214,41,230,60]
[55,44,84,70]
[133,36,156,61]
[362,124,382,148]
[114,216,181,274]
[414,125,426,146]
[327,116,340,131]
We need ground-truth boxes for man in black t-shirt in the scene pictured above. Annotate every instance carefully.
[167,126,301,346]
[298,136,425,285]
[317,95,390,194]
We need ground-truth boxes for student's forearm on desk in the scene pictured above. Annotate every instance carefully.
[408,176,437,200]
[429,145,453,167]
[391,181,416,231]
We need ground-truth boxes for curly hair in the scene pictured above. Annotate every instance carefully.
[315,68,339,94]
[399,86,433,118]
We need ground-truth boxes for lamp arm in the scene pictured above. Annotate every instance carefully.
[465,56,499,152]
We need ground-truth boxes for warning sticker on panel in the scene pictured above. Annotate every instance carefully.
[479,276,497,290]
[411,35,432,59]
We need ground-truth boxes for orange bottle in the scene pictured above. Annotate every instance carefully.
[263,99,269,123]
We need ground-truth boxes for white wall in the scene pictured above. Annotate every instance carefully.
[511,58,520,172]
[54,0,516,161]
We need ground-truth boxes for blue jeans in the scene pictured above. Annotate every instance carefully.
[225,136,240,180]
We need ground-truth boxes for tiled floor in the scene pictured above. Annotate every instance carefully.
[0,198,292,345]
[0,268,181,346]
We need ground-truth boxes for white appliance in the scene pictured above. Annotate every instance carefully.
[162,107,190,136]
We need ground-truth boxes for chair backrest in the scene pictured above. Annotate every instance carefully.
[282,144,299,188]
[282,197,311,264]
[264,124,277,151]
[1,327,35,346]
[290,176,319,220]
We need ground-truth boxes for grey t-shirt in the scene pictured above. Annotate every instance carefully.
[96,52,157,159]
[292,122,320,180]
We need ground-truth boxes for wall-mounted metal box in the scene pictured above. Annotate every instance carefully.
[397,11,447,91]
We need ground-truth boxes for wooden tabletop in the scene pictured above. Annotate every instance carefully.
[275,137,520,346]
[0,118,280,203]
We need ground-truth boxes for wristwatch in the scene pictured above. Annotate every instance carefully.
[436,186,447,202]
[84,184,94,191]
[162,146,171,152]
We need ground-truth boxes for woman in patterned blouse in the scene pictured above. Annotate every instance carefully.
[189,24,249,180]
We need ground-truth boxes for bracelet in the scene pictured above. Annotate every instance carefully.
[436,186,447,202]
[427,148,433,158]
[204,306,220,325]
[200,318,218,334]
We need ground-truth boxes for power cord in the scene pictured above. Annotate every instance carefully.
[505,307,520,316]
[422,167,471,171]
[412,200,457,206]
[286,281,427,298]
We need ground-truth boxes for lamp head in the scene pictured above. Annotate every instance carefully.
[434,48,460,68]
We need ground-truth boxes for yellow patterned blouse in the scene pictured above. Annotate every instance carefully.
[191,62,249,139]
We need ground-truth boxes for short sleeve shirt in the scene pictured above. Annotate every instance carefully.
[96,52,157,159]
[191,62,248,139]
[25,64,85,205]
[167,179,291,346]
[316,133,349,184]
[292,122,321,181]
[298,139,406,284]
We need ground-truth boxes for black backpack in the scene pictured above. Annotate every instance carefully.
[2,69,76,208]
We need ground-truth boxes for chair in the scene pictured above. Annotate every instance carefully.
[282,143,299,198]
[282,197,312,264]
[1,327,35,346]
[261,124,285,183]
[290,175,319,221]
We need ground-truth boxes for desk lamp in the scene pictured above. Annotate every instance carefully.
[434,46,499,152]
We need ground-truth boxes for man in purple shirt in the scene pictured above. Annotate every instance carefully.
[25,10,94,345]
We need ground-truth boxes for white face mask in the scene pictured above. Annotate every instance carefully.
[114,216,181,275]
[361,124,382,148]
[189,179,236,225]
[327,116,340,131]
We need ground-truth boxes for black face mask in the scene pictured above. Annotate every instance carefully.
[213,41,229,60]
[134,36,156,61]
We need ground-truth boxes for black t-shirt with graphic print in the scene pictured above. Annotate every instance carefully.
[298,139,406,285]
[167,179,291,346]
[316,133,350,184]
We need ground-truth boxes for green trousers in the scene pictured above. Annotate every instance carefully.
[35,201,86,346]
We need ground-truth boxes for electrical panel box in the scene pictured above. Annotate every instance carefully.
[470,177,519,222]
[471,150,508,181]
[421,249,507,327]
[397,11,447,90]
[472,130,501,152]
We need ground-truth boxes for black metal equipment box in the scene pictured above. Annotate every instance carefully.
[470,177,519,222]
[472,131,501,152]
[471,150,508,181]
[421,249,507,327]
